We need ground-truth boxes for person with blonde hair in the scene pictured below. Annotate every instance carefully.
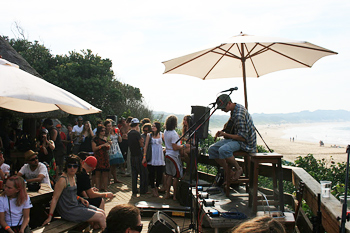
[231,216,286,233]
[0,176,32,233]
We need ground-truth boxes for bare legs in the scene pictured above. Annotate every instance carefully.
[101,171,109,191]
[215,155,243,180]
[87,209,106,230]
[110,164,122,183]
[164,175,178,201]
[95,171,101,190]
[95,171,109,191]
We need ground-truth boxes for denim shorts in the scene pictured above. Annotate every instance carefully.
[208,139,241,159]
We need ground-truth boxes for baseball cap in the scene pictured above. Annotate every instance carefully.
[130,118,140,124]
[56,124,62,128]
[216,94,231,109]
[85,156,97,168]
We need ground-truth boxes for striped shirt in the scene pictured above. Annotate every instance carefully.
[231,103,257,152]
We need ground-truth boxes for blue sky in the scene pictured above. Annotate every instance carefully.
[1,0,349,115]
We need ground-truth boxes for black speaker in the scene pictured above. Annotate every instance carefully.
[191,106,210,139]
[148,211,180,233]
[176,180,191,207]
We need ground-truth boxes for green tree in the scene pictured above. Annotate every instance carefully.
[8,38,55,76]
[5,37,153,121]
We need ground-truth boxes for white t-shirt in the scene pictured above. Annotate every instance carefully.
[0,195,32,226]
[19,163,51,188]
[164,130,180,158]
[0,163,10,176]
[72,125,84,144]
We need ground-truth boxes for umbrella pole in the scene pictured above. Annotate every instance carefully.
[241,44,248,110]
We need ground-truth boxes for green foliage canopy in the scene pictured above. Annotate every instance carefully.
[6,37,152,120]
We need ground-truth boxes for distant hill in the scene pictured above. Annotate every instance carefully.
[251,110,350,124]
[153,110,350,128]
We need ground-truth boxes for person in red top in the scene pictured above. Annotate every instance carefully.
[56,124,67,151]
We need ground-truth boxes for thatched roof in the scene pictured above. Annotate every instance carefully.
[0,36,42,78]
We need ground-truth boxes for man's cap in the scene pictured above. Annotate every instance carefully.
[24,150,38,161]
[130,118,140,124]
[41,128,49,134]
[56,124,62,128]
[216,94,231,109]
[85,156,97,168]
[77,116,83,120]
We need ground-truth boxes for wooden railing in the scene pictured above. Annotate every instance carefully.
[197,154,350,233]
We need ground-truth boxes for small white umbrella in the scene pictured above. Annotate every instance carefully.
[163,33,337,109]
[0,58,101,116]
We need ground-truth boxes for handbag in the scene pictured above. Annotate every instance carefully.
[146,134,152,162]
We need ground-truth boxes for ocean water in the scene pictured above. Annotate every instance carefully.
[281,122,350,146]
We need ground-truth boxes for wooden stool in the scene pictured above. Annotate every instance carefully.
[225,151,251,196]
[248,153,284,213]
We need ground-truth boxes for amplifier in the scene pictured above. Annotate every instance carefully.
[148,211,180,233]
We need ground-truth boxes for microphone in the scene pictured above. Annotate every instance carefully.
[220,87,238,93]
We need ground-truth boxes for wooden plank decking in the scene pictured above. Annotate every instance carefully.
[104,175,218,233]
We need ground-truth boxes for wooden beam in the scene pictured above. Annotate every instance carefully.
[292,168,350,233]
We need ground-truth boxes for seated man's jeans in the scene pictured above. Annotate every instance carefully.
[208,139,241,159]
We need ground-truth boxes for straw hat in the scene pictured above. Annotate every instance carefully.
[24,150,38,161]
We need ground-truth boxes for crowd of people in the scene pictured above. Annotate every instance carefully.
[0,114,196,231]
[0,94,276,232]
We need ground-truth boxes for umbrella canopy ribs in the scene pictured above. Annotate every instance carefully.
[163,33,337,109]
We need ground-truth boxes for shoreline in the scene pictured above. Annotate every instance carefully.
[209,123,348,164]
[255,123,348,164]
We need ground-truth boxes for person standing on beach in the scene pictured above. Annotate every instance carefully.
[208,94,256,184]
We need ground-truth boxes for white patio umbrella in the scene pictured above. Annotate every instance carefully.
[162,33,337,109]
[0,58,101,116]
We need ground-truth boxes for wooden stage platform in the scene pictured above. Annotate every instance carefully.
[104,174,294,233]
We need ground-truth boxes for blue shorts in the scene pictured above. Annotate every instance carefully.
[208,139,241,159]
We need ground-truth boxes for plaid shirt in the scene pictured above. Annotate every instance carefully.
[231,103,256,152]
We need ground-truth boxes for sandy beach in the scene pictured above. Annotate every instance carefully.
[209,123,348,164]
[255,124,348,164]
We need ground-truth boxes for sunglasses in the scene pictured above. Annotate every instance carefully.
[29,156,39,162]
[67,164,79,169]
[130,224,143,232]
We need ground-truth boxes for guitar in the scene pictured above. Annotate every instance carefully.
[214,119,235,142]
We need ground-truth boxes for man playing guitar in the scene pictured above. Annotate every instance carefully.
[209,94,256,185]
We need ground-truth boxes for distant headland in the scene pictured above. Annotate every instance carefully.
[153,109,350,128]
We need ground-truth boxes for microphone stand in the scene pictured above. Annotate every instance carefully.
[178,101,217,232]
[177,90,235,232]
